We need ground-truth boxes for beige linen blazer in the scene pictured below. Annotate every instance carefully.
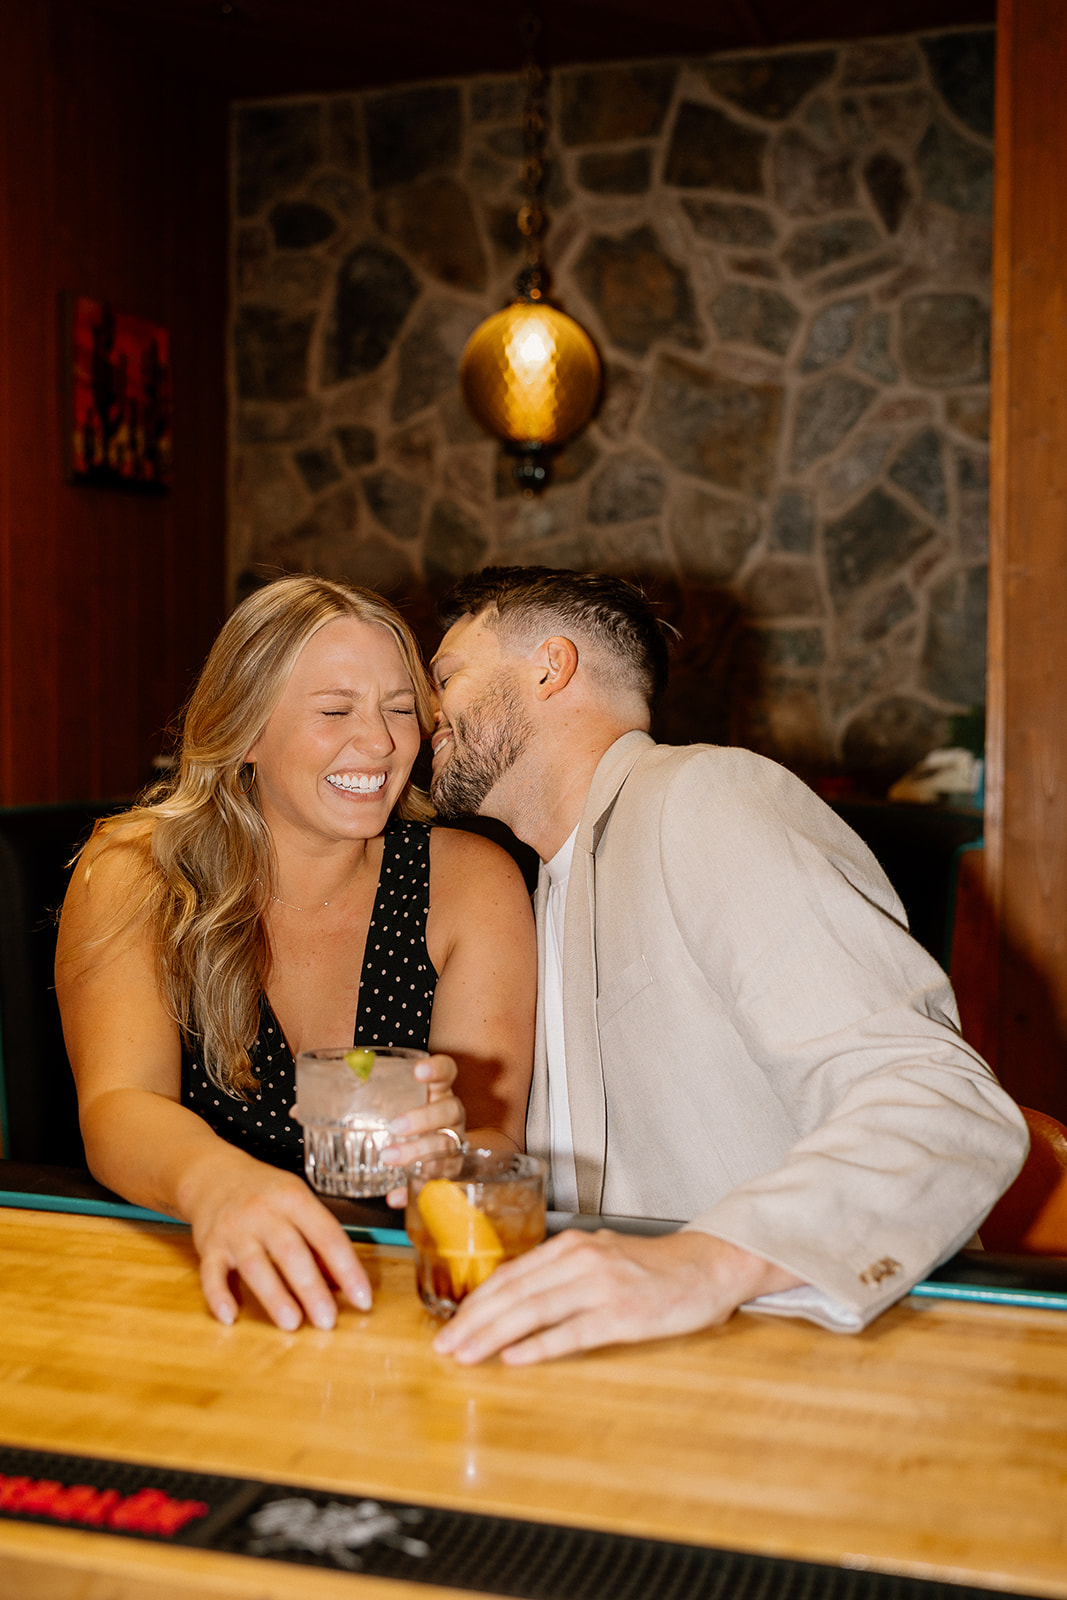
[527,731,1028,1328]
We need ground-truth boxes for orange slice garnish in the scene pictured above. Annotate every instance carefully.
[416,1179,504,1295]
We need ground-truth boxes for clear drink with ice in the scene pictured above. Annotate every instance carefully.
[293,1045,427,1198]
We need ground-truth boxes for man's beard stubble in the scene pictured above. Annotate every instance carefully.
[430,677,532,819]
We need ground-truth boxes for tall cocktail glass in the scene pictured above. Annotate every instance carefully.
[405,1149,546,1317]
[293,1045,427,1198]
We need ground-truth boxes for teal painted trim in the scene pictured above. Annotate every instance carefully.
[0,1188,412,1247]
[0,1191,179,1224]
[910,1281,1067,1312]
[359,1227,413,1248]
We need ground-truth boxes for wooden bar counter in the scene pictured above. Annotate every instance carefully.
[0,1206,1065,1599]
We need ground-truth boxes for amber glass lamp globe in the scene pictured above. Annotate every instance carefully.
[460,300,602,447]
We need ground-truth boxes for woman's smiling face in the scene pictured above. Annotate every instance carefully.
[246,616,422,846]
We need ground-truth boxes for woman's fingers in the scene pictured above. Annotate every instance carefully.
[385,1051,466,1167]
[199,1251,240,1327]
[387,1091,465,1142]
[296,1195,372,1313]
[414,1052,458,1098]
[381,1099,466,1179]
[231,1233,309,1330]
[381,1055,466,1206]
[382,1058,465,1207]
[193,1171,372,1330]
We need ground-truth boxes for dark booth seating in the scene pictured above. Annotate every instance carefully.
[0,803,124,1164]
[830,799,983,968]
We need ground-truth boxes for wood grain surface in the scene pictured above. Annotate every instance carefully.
[1,1209,1066,1600]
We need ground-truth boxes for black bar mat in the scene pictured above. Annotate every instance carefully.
[0,1444,1043,1599]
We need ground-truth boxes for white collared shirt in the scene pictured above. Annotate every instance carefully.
[543,826,580,1213]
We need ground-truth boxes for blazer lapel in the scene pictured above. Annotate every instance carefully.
[562,837,606,1212]
[526,870,551,1166]
[563,729,653,1213]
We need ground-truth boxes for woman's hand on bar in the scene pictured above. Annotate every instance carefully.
[185,1157,372,1332]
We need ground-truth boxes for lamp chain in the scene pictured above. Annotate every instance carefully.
[456,1,601,495]
[516,7,547,300]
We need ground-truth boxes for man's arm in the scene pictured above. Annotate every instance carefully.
[433,1228,802,1366]
[437,748,1027,1364]
[652,747,1028,1325]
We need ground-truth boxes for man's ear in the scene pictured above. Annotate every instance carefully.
[534,636,579,700]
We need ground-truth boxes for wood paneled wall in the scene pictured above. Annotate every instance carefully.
[0,0,227,805]
[986,0,1067,1118]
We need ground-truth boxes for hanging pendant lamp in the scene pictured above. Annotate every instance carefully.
[459,17,602,493]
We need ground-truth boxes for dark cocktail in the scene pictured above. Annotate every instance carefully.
[406,1150,546,1317]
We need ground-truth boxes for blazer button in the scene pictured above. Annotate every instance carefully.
[859,1257,902,1286]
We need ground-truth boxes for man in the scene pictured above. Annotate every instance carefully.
[427,566,1027,1367]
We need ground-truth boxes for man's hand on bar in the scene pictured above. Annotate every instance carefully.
[432,1228,803,1365]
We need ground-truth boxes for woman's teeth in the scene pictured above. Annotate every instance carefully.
[326,773,386,793]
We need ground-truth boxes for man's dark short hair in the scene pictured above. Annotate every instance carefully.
[439,566,671,708]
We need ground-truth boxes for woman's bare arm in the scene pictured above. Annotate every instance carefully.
[55,839,371,1330]
[423,827,536,1153]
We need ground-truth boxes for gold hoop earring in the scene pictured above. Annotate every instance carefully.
[235,761,256,796]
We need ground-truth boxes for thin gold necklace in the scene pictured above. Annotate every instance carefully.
[258,861,370,912]
[257,878,330,913]
[271,891,329,912]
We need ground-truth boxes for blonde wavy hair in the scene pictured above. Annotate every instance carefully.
[78,575,435,1096]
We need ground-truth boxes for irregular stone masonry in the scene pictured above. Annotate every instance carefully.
[231,28,993,790]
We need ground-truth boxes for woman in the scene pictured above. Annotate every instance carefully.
[56,576,535,1333]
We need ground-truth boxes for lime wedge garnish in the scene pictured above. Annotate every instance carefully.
[344,1048,376,1080]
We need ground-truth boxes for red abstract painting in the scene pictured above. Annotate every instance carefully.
[68,295,173,491]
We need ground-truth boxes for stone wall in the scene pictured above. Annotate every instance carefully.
[231,27,993,790]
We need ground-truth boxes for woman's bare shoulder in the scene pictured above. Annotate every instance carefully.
[63,813,158,919]
[425,824,535,979]
[427,828,535,952]
[428,824,530,892]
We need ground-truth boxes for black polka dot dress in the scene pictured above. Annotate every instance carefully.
[180,819,438,1175]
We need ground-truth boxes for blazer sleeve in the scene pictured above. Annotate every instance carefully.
[654,749,1029,1328]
